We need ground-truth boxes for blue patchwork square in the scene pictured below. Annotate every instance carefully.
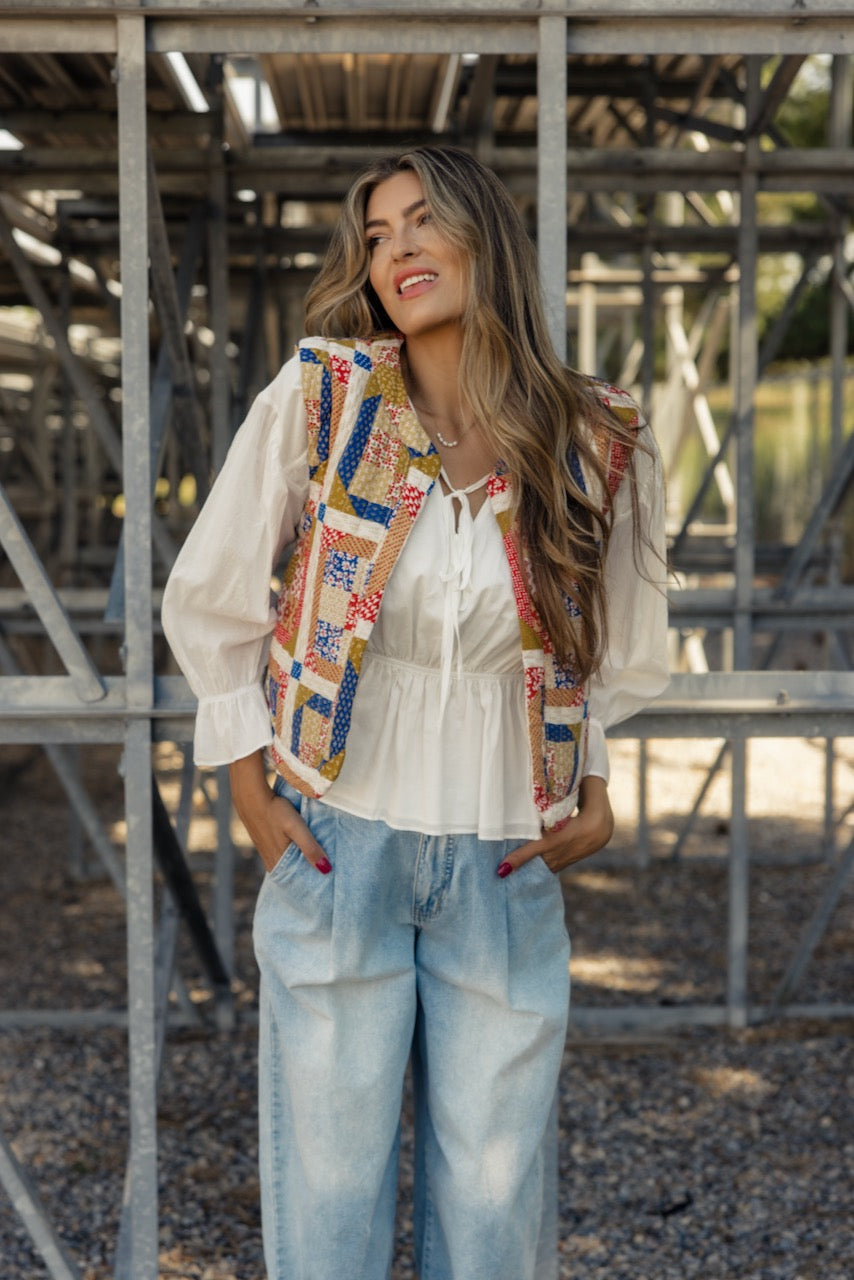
[290,659,302,680]
[323,549,359,592]
[552,661,577,689]
[561,591,581,619]
[315,619,344,663]
[568,445,586,494]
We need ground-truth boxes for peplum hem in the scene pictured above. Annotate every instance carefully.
[324,652,542,842]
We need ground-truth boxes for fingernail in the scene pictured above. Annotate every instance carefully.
[316,856,332,875]
[497,861,513,878]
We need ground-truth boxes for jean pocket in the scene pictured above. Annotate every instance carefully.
[267,841,303,885]
[518,853,557,883]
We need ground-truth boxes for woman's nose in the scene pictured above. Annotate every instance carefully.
[391,226,416,259]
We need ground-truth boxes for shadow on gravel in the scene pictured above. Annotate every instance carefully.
[1,746,852,1279]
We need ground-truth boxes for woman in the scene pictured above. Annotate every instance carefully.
[162,145,668,1280]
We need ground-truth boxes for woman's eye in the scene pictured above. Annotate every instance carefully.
[366,235,383,252]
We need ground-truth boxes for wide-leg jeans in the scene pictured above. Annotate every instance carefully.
[253,780,570,1280]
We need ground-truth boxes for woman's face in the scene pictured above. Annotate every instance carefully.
[364,170,467,340]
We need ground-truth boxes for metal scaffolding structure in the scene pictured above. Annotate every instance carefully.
[1,4,854,1277]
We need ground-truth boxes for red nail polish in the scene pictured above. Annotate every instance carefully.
[497,861,513,878]
[316,856,332,875]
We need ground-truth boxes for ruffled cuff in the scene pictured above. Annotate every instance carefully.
[193,682,273,767]
[584,716,610,784]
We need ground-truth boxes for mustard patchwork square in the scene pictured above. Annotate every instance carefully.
[351,459,394,506]
[317,581,351,629]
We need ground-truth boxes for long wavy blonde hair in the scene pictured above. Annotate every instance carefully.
[305,145,640,678]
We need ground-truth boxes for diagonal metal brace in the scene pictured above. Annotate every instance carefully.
[0,1131,82,1280]
[774,426,854,602]
[104,201,207,623]
[151,773,230,991]
[773,828,854,1008]
[0,483,106,702]
[146,148,210,504]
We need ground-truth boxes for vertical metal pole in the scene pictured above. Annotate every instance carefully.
[828,56,850,530]
[637,740,649,868]
[824,54,851,857]
[214,768,235,1030]
[728,58,761,1029]
[285,278,305,357]
[733,63,759,670]
[640,220,655,418]
[117,15,158,1279]
[640,74,657,419]
[206,58,236,1027]
[577,251,597,375]
[207,55,231,471]
[729,735,749,1024]
[58,239,85,881]
[58,239,78,582]
[537,10,567,362]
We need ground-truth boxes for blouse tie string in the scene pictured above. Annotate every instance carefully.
[437,467,491,722]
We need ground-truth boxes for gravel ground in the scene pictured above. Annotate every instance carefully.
[1,738,853,1280]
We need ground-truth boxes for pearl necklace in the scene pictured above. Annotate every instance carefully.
[402,354,469,448]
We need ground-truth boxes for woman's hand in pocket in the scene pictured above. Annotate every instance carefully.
[496,775,613,878]
[228,750,331,874]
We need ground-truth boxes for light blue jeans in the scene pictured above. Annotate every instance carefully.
[253,779,570,1280]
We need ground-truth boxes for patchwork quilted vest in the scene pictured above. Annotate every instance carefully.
[264,336,638,831]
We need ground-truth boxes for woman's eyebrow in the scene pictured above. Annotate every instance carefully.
[364,198,427,232]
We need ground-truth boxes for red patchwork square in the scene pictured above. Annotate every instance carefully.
[525,665,544,702]
[400,482,425,519]
[329,354,352,386]
[360,592,382,623]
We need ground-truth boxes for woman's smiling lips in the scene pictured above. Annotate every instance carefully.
[394,269,438,297]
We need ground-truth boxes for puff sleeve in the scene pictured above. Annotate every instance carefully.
[161,355,309,766]
[585,416,670,772]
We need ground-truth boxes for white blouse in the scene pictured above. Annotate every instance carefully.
[161,354,669,839]
[324,472,547,839]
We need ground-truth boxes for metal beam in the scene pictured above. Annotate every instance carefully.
[0,1133,82,1280]
[151,774,231,990]
[562,18,854,56]
[8,0,854,16]
[0,18,117,51]
[748,54,806,137]
[0,632,124,893]
[2,671,852,733]
[206,56,232,469]
[116,15,158,1280]
[146,150,209,501]
[774,427,854,602]
[538,11,567,360]
[773,829,854,1008]
[149,18,539,55]
[105,201,207,620]
[9,147,854,200]
[0,484,107,702]
[461,52,498,147]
